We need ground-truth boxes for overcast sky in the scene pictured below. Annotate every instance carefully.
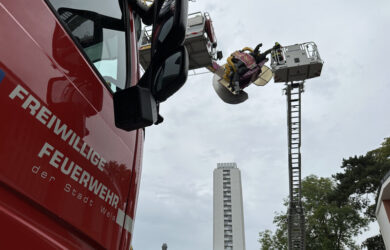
[132,0,390,249]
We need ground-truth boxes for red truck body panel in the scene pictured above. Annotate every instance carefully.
[0,1,143,249]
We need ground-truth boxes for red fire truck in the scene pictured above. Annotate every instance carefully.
[0,0,188,249]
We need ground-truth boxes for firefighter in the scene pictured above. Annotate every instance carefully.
[271,42,284,64]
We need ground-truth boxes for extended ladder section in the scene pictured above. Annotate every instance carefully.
[274,42,322,250]
[138,12,222,70]
[286,81,305,250]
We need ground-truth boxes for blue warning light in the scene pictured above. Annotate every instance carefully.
[0,69,5,84]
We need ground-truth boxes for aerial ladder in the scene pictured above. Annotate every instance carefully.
[286,80,305,249]
[272,42,323,249]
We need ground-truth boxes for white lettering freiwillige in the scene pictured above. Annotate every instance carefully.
[9,84,106,172]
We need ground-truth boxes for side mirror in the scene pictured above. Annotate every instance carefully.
[113,46,188,131]
[151,0,187,58]
[113,76,158,132]
[113,0,189,131]
[153,46,188,102]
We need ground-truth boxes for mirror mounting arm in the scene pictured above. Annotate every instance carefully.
[114,0,189,131]
[127,0,154,25]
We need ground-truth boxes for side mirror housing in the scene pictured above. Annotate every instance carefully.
[114,0,188,131]
[113,46,188,131]
[113,79,157,131]
[153,46,188,102]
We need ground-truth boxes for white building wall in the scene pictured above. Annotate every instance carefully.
[230,168,246,250]
[376,175,390,249]
[377,202,390,248]
[214,168,225,250]
[213,163,246,250]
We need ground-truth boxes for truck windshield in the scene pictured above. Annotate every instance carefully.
[47,0,128,92]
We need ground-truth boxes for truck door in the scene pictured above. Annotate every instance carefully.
[0,0,141,249]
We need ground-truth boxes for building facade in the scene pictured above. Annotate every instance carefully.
[376,171,390,248]
[213,163,246,250]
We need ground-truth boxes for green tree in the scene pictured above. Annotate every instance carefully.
[259,137,390,249]
[258,213,288,250]
[333,137,390,219]
[362,235,386,250]
[331,137,390,248]
[259,175,368,250]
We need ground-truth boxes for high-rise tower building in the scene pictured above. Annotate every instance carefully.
[213,163,246,250]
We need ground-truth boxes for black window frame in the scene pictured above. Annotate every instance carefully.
[44,0,132,94]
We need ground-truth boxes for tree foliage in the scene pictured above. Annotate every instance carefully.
[362,234,386,250]
[259,175,367,250]
[259,137,390,249]
[333,137,390,220]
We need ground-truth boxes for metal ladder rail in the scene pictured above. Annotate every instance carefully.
[286,81,305,250]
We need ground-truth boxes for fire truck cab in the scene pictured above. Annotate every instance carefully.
[0,0,188,249]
